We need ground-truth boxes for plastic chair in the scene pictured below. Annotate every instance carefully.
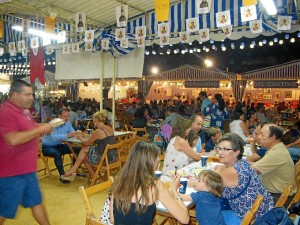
[240,194,264,225]
[78,178,113,225]
[275,184,293,207]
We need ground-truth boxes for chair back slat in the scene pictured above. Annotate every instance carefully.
[241,194,264,225]
[78,178,113,225]
[275,184,293,207]
[288,185,300,220]
[295,160,300,187]
[90,141,123,186]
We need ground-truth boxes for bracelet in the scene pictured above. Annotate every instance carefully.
[175,197,182,201]
[37,125,46,135]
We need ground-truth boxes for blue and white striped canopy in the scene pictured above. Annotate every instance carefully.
[2,0,299,57]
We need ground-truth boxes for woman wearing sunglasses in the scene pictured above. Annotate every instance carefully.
[213,133,273,223]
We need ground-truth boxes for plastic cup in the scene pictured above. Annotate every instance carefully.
[154,171,162,179]
[212,156,220,162]
[201,155,209,167]
[163,181,170,190]
[86,129,92,135]
[179,177,188,194]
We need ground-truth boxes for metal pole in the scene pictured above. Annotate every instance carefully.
[112,57,116,130]
[99,51,103,110]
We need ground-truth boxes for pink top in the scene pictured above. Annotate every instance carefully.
[0,100,39,177]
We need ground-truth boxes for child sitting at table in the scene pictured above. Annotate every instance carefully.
[203,127,222,152]
[174,170,226,225]
[187,130,200,153]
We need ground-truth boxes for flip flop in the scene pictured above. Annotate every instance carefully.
[61,173,76,182]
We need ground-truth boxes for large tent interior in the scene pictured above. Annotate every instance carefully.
[1,1,300,225]
[0,0,300,107]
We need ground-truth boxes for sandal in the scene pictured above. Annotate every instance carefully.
[61,173,76,182]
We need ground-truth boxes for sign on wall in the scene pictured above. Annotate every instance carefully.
[185,80,219,88]
[253,80,298,88]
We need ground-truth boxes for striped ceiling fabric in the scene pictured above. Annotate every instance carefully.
[1,0,300,57]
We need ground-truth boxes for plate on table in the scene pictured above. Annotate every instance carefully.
[167,167,204,179]
[49,118,65,128]
[167,169,188,177]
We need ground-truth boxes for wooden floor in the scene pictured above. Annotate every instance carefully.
[5,157,108,225]
[6,155,166,225]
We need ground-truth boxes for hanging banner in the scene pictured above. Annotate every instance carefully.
[185,81,220,88]
[45,16,56,33]
[253,80,298,88]
[0,20,3,39]
[155,0,170,22]
[243,0,257,6]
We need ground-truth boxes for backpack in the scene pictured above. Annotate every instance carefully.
[153,129,168,152]
[161,123,172,142]
[253,207,294,225]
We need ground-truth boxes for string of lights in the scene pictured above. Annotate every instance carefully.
[144,31,300,56]
[0,52,56,77]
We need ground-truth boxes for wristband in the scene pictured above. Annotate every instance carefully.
[37,125,46,135]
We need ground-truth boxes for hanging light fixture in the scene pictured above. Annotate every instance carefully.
[259,0,277,15]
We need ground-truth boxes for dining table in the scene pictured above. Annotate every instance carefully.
[155,161,208,225]
[62,131,132,157]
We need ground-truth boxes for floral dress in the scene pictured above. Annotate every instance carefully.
[203,103,229,131]
[222,159,274,221]
[162,137,190,174]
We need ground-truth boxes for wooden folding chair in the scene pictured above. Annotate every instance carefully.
[124,124,132,132]
[118,136,136,166]
[135,133,150,141]
[275,184,293,207]
[38,146,54,178]
[293,159,300,189]
[78,178,113,225]
[89,141,123,186]
[37,143,74,178]
[288,186,300,220]
[240,194,264,225]
[133,127,148,137]
[188,209,198,225]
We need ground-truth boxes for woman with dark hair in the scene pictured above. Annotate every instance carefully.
[213,133,273,223]
[109,141,189,225]
[130,108,147,128]
[203,93,229,133]
[245,110,258,135]
[229,110,250,141]
[162,117,201,174]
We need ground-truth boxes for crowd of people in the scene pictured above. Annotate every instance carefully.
[1,80,300,225]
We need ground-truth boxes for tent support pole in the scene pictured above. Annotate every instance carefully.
[100,51,104,110]
[112,57,116,131]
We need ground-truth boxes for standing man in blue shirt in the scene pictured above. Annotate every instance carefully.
[199,91,212,144]
[199,91,211,114]
[42,108,81,184]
